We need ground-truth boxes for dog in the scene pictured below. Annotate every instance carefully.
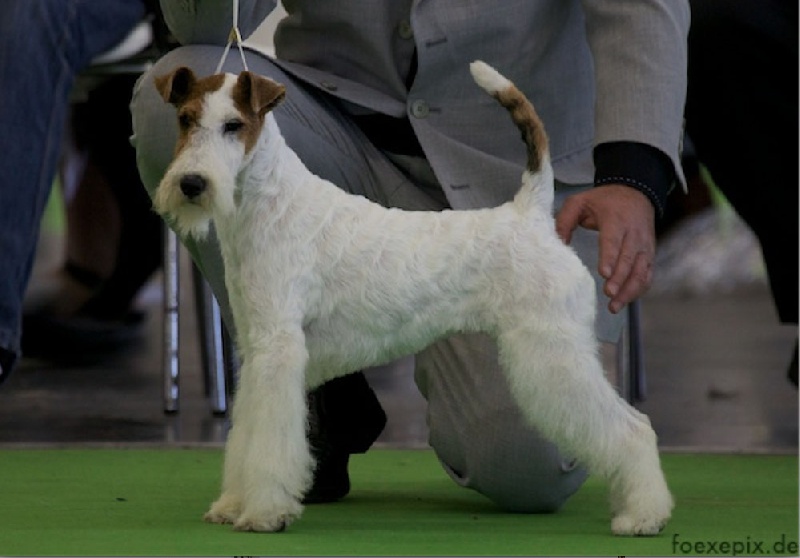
[152,61,674,535]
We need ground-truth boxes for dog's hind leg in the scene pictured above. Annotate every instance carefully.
[496,324,673,536]
[208,327,314,532]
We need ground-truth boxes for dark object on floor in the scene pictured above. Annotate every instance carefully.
[304,372,387,503]
[22,309,144,366]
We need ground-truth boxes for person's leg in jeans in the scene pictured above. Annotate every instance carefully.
[0,0,145,381]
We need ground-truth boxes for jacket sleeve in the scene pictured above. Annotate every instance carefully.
[159,0,276,45]
[581,0,690,191]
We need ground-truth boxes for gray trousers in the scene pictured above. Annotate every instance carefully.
[131,45,624,512]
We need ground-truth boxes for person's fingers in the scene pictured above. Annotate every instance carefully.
[608,246,653,313]
[555,186,656,313]
[596,213,625,281]
[554,197,582,244]
[605,229,655,313]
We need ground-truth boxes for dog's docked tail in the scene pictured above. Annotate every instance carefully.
[469,61,553,211]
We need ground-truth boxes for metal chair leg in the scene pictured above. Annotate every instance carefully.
[162,227,180,414]
[629,299,647,402]
[222,321,239,396]
[193,265,229,416]
[616,299,647,404]
[163,226,234,415]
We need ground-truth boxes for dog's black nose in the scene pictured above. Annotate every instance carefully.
[179,174,207,199]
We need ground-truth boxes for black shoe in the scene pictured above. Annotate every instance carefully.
[303,447,351,504]
[304,372,387,504]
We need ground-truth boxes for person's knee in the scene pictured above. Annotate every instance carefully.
[130,47,215,196]
[434,425,588,514]
[468,447,588,513]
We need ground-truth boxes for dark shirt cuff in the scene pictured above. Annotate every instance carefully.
[593,141,676,218]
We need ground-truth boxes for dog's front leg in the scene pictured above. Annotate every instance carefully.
[207,327,313,532]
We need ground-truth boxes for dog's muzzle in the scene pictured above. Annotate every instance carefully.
[180,173,208,200]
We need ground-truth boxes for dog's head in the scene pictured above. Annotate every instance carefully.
[153,67,286,239]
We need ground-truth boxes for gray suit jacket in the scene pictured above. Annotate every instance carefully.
[161,0,689,210]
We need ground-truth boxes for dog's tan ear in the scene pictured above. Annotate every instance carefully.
[154,66,197,105]
[235,71,286,118]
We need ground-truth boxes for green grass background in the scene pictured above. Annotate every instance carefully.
[0,449,796,556]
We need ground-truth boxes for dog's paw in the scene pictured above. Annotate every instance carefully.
[610,488,673,536]
[233,511,297,533]
[228,490,303,533]
[608,455,673,536]
[204,494,241,525]
[233,501,302,533]
[611,513,669,537]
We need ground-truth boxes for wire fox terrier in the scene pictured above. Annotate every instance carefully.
[153,61,673,535]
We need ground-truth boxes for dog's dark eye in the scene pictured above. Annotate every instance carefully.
[223,120,244,134]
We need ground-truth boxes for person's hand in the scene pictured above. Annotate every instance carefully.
[555,185,655,314]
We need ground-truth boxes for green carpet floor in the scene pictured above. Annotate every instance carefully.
[0,449,796,556]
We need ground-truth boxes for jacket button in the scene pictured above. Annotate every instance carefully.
[320,80,338,92]
[398,20,414,40]
[410,99,430,119]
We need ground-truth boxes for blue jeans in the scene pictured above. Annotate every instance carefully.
[0,0,145,375]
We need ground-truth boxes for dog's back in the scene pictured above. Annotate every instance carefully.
[298,63,586,385]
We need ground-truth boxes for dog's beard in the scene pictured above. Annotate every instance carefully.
[154,145,241,239]
[167,203,213,240]
[154,179,219,242]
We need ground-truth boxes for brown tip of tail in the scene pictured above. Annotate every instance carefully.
[492,86,548,173]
